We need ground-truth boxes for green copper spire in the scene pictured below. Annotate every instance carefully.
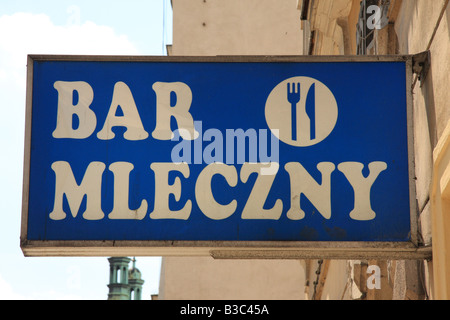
[107,257,145,300]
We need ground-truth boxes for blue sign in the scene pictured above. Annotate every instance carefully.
[22,55,415,251]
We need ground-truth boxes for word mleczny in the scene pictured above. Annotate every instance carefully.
[48,80,387,222]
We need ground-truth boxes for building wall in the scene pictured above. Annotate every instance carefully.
[171,0,302,55]
[159,257,306,300]
[395,0,450,299]
[301,0,450,299]
[159,0,306,300]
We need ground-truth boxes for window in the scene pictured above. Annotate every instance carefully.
[356,0,391,55]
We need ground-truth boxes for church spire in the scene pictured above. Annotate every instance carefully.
[128,257,145,300]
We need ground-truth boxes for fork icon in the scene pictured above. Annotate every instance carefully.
[287,83,300,141]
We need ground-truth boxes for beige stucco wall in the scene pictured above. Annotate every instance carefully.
[172,0,302,55]
[394,0,450,299]
[159,257,306,300]
[396,0,450,214]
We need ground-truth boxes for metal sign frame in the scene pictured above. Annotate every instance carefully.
[20,54,430,260]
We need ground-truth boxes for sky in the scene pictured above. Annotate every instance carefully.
[0,0,172,300]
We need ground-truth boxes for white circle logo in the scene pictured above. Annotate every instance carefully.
[265,77,338,147]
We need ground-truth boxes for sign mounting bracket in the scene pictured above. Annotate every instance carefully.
[412,50,431,86]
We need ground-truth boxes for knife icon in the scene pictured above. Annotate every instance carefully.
[305,83,316,140]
